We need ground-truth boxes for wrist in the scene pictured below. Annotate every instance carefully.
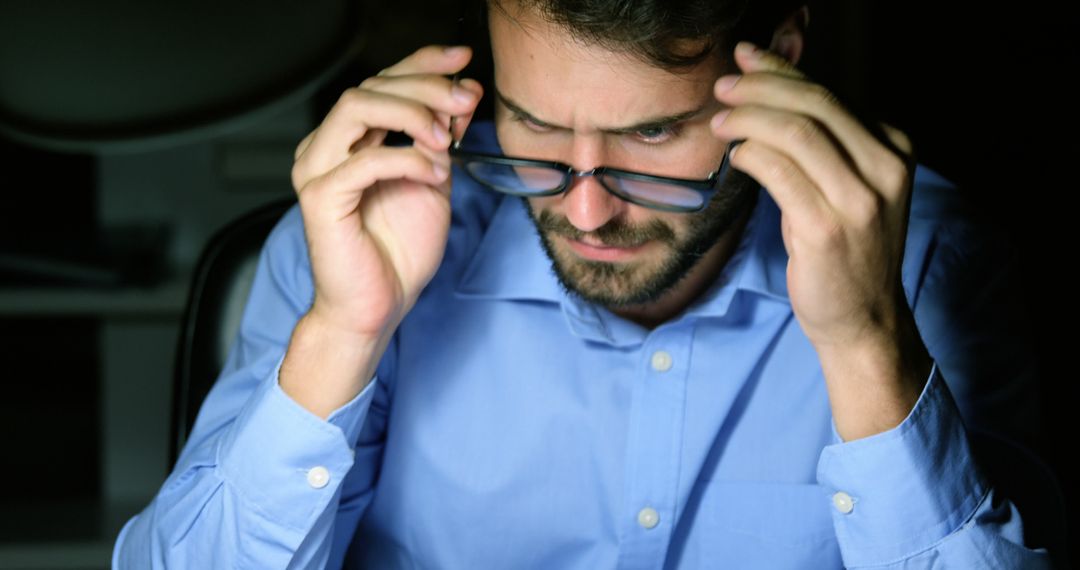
[816,310,933,442]
[279,311,393,419]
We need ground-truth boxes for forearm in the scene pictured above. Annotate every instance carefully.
[280,311,395,419]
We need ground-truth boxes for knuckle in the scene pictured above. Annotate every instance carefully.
[291,162,306,192]
[809,83,841,108]
[809,214,844,248]
[359,75,384,90]
[294,131,314,161]
[877,153,909,188]
[296,171,323,202]
[334,87,364,111]
[765,157,801,187]
[849,192,883,228]
[344,151,372,179]
[783,116,820,145]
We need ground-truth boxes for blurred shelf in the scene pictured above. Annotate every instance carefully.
[0,274,189,317]
[0,498,142,569]
[0,541,112,570]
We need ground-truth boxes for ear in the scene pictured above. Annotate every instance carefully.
[769,5,809,66]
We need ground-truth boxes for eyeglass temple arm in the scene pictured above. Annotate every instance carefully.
[448,13,468,147]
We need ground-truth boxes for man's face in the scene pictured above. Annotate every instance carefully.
[488,5,760,309]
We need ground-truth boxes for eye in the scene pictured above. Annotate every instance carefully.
[633,124,682,145]
[511,112,551,133]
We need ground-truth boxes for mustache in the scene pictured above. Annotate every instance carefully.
[536,209,677,248]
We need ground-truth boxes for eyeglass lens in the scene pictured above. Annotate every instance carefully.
[462,161,708,210]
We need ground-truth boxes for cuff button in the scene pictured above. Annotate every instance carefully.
[832,491,854,514]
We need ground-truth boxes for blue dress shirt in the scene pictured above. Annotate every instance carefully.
[114,120,1059,569]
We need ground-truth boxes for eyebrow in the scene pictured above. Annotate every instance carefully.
[493,85,710,135]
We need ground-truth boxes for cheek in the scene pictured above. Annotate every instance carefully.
[526,196,554,217]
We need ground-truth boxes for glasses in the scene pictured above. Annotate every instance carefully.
[448,135,747,214]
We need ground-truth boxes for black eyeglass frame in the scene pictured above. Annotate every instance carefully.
[448,137,746,213]
[443,10,745,214]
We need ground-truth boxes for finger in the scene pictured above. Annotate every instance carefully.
[449,105,480,143]
[377,44,472,78]
[295,129,317,160]
[299,145,449,214]
[293,88,453,190]
[711,103,867,209]
[348,129,388,155]
[448,78,485,141]
[717,48,903,193]
[733,41,808,79]
[411,142,454,201]
[361,74,483,135]
[360,74,481,119]
[727,138,832,236]
[878,121,915,159]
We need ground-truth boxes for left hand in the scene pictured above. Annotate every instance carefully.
[710,41,932,441]
[710,40,916,354]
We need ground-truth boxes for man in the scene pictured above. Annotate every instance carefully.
[114,0,1059,568]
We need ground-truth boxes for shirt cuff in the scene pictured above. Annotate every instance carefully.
[816,360,991,567]
[216,353,378,531]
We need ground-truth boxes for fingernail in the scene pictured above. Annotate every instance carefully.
[451,85,476,104]
[715,74,741,92]
[444,45,470,57]
[711,110,731,130]
[737,41,760,58]
[432,122,449,145]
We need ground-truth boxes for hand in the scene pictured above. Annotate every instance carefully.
[290,45,484,339]
[710,41,932,440]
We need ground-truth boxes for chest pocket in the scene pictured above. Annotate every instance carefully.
[701,480,839,547]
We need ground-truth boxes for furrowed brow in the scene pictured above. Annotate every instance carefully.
[494,86,709,135]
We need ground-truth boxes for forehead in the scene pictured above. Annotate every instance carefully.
[487,5,729,131]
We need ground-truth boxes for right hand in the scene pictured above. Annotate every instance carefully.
[290,45,484,340]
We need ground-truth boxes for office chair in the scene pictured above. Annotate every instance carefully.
[169,197,296,464]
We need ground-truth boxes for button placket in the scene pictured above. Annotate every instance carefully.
[616,329,693,567]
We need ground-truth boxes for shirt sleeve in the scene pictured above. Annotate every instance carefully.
[813,179,1065,568]
[816,360,1055,568]
[112,204,389,570]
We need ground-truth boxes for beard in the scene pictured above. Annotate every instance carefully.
[523,168,761,309]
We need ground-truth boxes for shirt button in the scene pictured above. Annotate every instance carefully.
[650,350,673,372]
[832,491,854,514]
[307,466,331,489]
[637,507,660,529]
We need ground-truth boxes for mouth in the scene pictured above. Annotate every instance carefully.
[562,235,651,262]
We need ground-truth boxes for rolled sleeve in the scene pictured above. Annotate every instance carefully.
[216,353,379,531]
[816,360,992,567]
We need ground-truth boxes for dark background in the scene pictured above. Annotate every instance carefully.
[0,1,1075,568]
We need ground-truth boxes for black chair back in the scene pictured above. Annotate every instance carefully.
[170,198,296,465]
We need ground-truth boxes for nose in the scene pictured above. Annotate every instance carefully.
[561,173,625,233]
[560,139,627,233]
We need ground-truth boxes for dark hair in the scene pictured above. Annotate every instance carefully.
[484,0,809,70]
